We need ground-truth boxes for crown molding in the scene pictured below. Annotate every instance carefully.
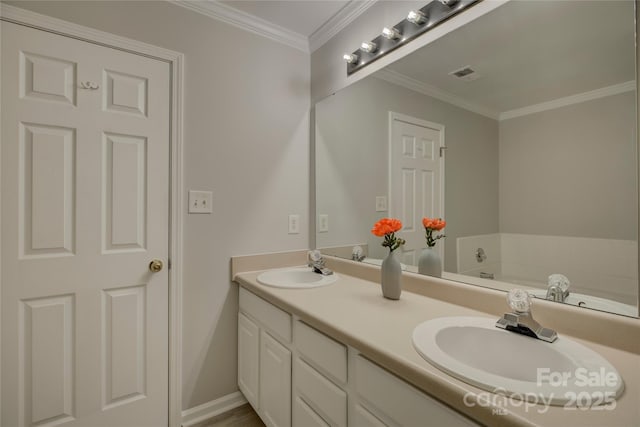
[375,68,500,120]
[309,0,378,53]
[171,0,309,53]
[499,80,637,121]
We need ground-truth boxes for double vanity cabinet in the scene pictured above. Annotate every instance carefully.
[237,286,478,427]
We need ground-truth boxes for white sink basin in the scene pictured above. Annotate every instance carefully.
[529,290,637,317]
[257,267,338,289]
[412,317,624,406]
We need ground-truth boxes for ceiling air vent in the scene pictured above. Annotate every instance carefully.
[449,65,481,82]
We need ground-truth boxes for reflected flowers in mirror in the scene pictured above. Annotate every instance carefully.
[422,217,446,247]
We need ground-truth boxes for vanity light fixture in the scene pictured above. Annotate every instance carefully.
[343,53,359,64]
[382,27,402,40]
[407,10,426,25]
[360,41,377,53]
[344,0,479,75]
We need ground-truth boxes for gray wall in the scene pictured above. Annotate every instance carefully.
[499,92,637,240]
[316,76,499,270]
[7,0,311,411]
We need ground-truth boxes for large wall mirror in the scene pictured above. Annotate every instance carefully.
[315,0,639,317]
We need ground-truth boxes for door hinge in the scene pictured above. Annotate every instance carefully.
[439,146,448,157]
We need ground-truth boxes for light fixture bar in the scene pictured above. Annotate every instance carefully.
[343,53,358,64]
[382,27,402,40]
[360,41,377,53]
[345,0,479,75]
[407,10,426,25]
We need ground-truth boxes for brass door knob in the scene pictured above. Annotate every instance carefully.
[149,259,163,273]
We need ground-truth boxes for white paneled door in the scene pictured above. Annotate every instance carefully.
[1,22,170,426]
[389,114,444,266]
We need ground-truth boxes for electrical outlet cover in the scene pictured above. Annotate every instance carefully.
[288,214,300,234]
[318,214,329,232]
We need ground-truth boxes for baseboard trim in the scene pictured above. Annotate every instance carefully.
[181,391,248,427]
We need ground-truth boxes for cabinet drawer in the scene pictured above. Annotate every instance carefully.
[295,321,347,383]
[354,355,478,427]
[353,404,387,427]
[294,396,330,427]
[295,358,347,427]
[239,287,291,343]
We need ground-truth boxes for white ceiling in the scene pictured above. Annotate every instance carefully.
[220,0,351,37]
[186,0,635,113]
[385,0,636,114]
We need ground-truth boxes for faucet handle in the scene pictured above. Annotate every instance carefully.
[309,250,322,262]
[507,289,532,313]
[548,274,570,292]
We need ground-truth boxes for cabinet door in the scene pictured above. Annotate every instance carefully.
[260,331,292,427]
[238,313,260,409]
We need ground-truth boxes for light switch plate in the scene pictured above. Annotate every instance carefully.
[375,196,388,212]
[318,214,329,233]
[189,190,213,214]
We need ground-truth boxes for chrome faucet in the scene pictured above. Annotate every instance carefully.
[496,289,558,343]
[475,247,487,263]
[308,250,333,276]
[545,274,570,303]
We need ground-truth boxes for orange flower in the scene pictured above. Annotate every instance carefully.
[371,218,403,236]
[422,217,446,231]
[371,218,405,252]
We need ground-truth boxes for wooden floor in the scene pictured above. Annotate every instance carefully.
[198,403,265,427]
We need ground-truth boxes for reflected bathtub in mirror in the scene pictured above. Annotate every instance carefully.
[314,0,638,317]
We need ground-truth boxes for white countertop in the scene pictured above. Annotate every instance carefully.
[234,266,640,427]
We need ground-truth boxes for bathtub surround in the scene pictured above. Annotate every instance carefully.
[457,233,638,306]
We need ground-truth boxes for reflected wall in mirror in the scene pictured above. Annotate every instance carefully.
[315,0,638,317]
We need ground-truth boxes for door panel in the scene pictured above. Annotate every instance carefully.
[20,294,75,427]
[20,122,76,258]
[103,132,147,252]
[390,116,444,266]
[2,21,170,427]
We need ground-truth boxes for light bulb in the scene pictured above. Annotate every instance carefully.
[343,53,358,64]
[360,41,377,53]
[382,27,401,40]
[407,10,426,25]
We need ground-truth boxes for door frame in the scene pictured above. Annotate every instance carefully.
[0,5,185,426]
[388,111,446,259]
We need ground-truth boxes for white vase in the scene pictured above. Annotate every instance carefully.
[381,250,402,300]
[418,247,442,278]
